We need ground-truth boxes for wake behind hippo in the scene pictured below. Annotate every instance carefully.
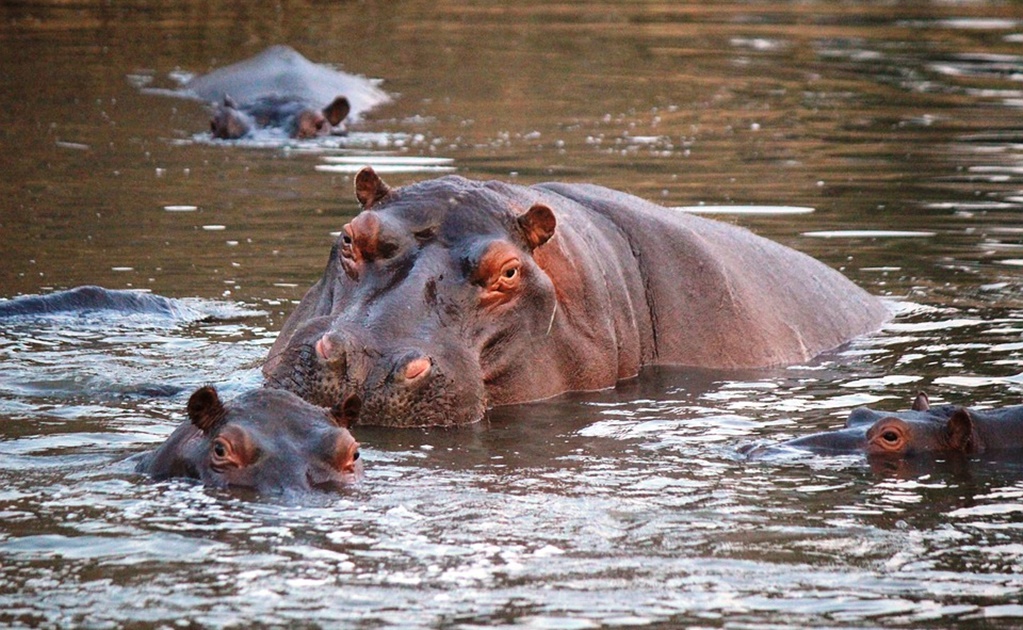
[264,168,889,426]
[137,386,362,494]
[178,45,390,140]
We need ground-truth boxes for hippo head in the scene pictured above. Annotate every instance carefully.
[862,407,979,457]
[293,96,351,139]
[264,168,559,426]
[746,392,982,459]
[209,95,253,139]
[148,386,362,493]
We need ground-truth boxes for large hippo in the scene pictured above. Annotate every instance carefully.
[136,386,362,493]
[264,168,889,426]
[745,393,1023,458]
[181,45,390,139]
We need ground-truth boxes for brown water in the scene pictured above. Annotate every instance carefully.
[2,1,1023,627]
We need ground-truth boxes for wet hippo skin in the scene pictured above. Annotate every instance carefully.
[746,392,1023,458]
[136,387,362,493]
[264,168,890,427]
[0,285,198,319]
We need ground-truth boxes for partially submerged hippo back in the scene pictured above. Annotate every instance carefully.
[184,45,389,135]
[0,285,201,320]
[746,392,1023,459]
[137,387,362,493]
[264,168,888,426]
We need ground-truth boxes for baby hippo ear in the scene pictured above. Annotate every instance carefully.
[322,96,351,126]
[330,394,362,429]
[911,391,930,411]
[945,408,976,453]
[355,167,391,209]
[187,386,227,434]
[517,203,556,250]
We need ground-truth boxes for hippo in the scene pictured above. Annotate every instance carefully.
[0,285,201,320]
[263,168,889,427]
[136,386,362,493]
[745,392,1023,458]
[181,45,389,139]
[208,94,351,140]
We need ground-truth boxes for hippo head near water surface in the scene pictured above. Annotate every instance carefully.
[744,392,1023,459]
[136,386,362,493]
[264,168,889,427]
[183,45,389,141]
[209,94,352,140]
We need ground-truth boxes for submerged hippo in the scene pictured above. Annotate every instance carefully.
[209,94,352,140]
[136,387,362,493]
[746,392,1023,458]
[182,45,389,139]
[0,285,201,320]
[263,168,889,427]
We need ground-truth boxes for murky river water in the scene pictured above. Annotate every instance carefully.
[2,1,1022,627]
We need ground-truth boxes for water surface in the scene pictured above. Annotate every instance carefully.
[1,1,1022,627]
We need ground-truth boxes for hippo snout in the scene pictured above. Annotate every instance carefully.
[745,425,869,460]
[392,353,433,385]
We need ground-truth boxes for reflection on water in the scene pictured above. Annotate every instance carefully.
[1,0,1022,627]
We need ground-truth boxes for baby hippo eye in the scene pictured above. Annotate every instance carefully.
[213,441,227,458]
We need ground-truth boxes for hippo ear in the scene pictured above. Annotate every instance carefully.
[223,94,238,109]
[323,96,351,126]
[945,408,976,453]
[911,391,930,411]
[355,167,391,209]
[330,394,362,429]
[187,386,227,434]
[517,203,557,250]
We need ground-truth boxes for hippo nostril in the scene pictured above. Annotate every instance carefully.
[403,357,432,383]
[334,437,361,474]
[315,334,334,360]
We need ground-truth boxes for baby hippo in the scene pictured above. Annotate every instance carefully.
[137,386,362,493]
[209,94,351,140]
[745,392,1023,459]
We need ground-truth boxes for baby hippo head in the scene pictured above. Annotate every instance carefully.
[144,386,363,494]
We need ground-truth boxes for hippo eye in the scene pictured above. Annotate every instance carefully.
[495,260,521,289]
[882,430,899,443]
[352,451,360,461]
[213,441,227,458]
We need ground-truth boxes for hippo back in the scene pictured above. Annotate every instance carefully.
[184,45,389,121]
[534,182,889,368]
